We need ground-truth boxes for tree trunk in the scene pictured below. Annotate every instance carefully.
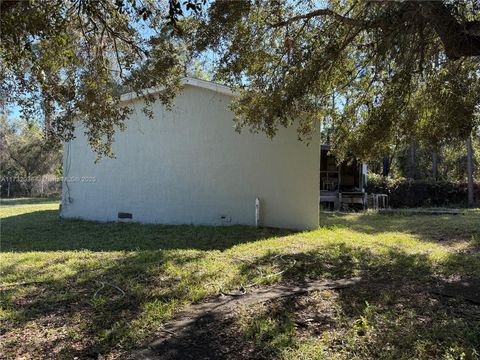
[466,136,474,207]
[382,156,390,177]
[43,99,53,135]
[408,143,417,179]
[418,1,480,59]
[432,151,438,180]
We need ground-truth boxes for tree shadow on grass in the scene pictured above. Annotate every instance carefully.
[239,246,480,359]
[0,209,294,357]
[2,208,480,358]
[141,244,480,359]
[221,279,480,359]
[1,248,234,358]
[1,210,295,252]
[2,240,480,359]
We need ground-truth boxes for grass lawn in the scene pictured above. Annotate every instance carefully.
[1,199,479,359]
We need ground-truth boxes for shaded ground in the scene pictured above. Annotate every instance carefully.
[135,278,362,359]
[1,200,479,359]
[228,280,480,360]
[136,280,480,360]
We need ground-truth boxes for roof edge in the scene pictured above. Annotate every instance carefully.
[120,77,236,102]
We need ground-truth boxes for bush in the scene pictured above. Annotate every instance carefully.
[366,174,479,208]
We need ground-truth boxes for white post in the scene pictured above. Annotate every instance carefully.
[255,197,260,228]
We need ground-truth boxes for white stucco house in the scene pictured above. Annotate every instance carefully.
[60,78,320,229]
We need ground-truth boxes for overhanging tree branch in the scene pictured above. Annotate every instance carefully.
[270,8,371,28]
[269,2,480,59]
[418,1,480,59]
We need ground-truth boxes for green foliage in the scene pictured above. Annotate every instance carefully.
[0,117,62,196]
[2,1,480,158]
[367,134,480,188]
[0,118,62,178]
[195,1,480,160]
[414,63,480,147]
[367,174,479,208]
[1,0,187,157]
[186,59,214,81]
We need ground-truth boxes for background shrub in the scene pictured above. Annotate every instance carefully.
[366,174,479,208]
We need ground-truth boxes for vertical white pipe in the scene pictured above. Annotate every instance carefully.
[255,197,260,228]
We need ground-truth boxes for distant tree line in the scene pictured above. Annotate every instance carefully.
[368,137,479,182]
[0,115,62,197]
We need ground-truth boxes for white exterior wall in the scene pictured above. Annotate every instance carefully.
[61,85,319,229]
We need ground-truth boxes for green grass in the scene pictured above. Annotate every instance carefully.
[0,197,60,206]
[1,199,479,359]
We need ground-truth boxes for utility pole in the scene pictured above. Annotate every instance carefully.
[466,135,474,208]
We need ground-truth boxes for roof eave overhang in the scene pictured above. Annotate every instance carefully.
[119,77,236,102]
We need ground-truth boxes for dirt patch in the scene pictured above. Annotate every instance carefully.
[133,278,361,359]
[432,277,480,304]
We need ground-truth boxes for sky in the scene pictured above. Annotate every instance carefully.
[6,104,21,121]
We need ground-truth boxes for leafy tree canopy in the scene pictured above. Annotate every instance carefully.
[1,0,480,159]
[0,116,62,179]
